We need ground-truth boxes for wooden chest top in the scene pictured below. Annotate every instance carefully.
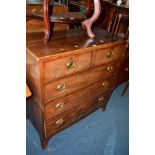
[26,27,126,59]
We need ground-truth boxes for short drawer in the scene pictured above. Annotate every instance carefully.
[44,62,118,101]
[93,45,125,66]
[44,91,109,137]
[44,78,112,119]
[44,52,92,82]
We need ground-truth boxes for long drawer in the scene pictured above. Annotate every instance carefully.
[43,52,92,82]
[44,61,118,101]
[43,77,112,120]
[44,91,109,137]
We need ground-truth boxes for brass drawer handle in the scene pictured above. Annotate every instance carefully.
[125,67,129,72]
[102,81,108,87]
[98,96,104,102]
[55,102,64,109]
[107,51,113,58]
[57,83,66,90]
[66,60,76,69]
[56,119,64,125]
[107,66,114,72]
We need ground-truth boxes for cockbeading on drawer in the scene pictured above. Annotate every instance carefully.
[43,52,92,82]
[44,78,112,120]
[44,61,118,101]
[93,45,125,66]
[44,91,110,137]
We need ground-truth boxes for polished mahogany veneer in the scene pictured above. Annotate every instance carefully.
[26,27,128,149]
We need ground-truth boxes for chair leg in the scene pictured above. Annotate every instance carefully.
[121,81,129,96]
[43,0,51,44]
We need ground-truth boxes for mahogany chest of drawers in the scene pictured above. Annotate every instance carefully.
[26,27,128,149]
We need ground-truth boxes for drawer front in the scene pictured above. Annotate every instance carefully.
[44,92,109,137]
[44,78,113,119]
[44,52,92,82]
[44,61,118,101]
[93,45,125,66]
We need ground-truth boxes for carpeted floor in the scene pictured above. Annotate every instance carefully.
[26,84,129,155]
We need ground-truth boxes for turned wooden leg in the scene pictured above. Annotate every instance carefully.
[41,138,48,149]
[43,0,51,44]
